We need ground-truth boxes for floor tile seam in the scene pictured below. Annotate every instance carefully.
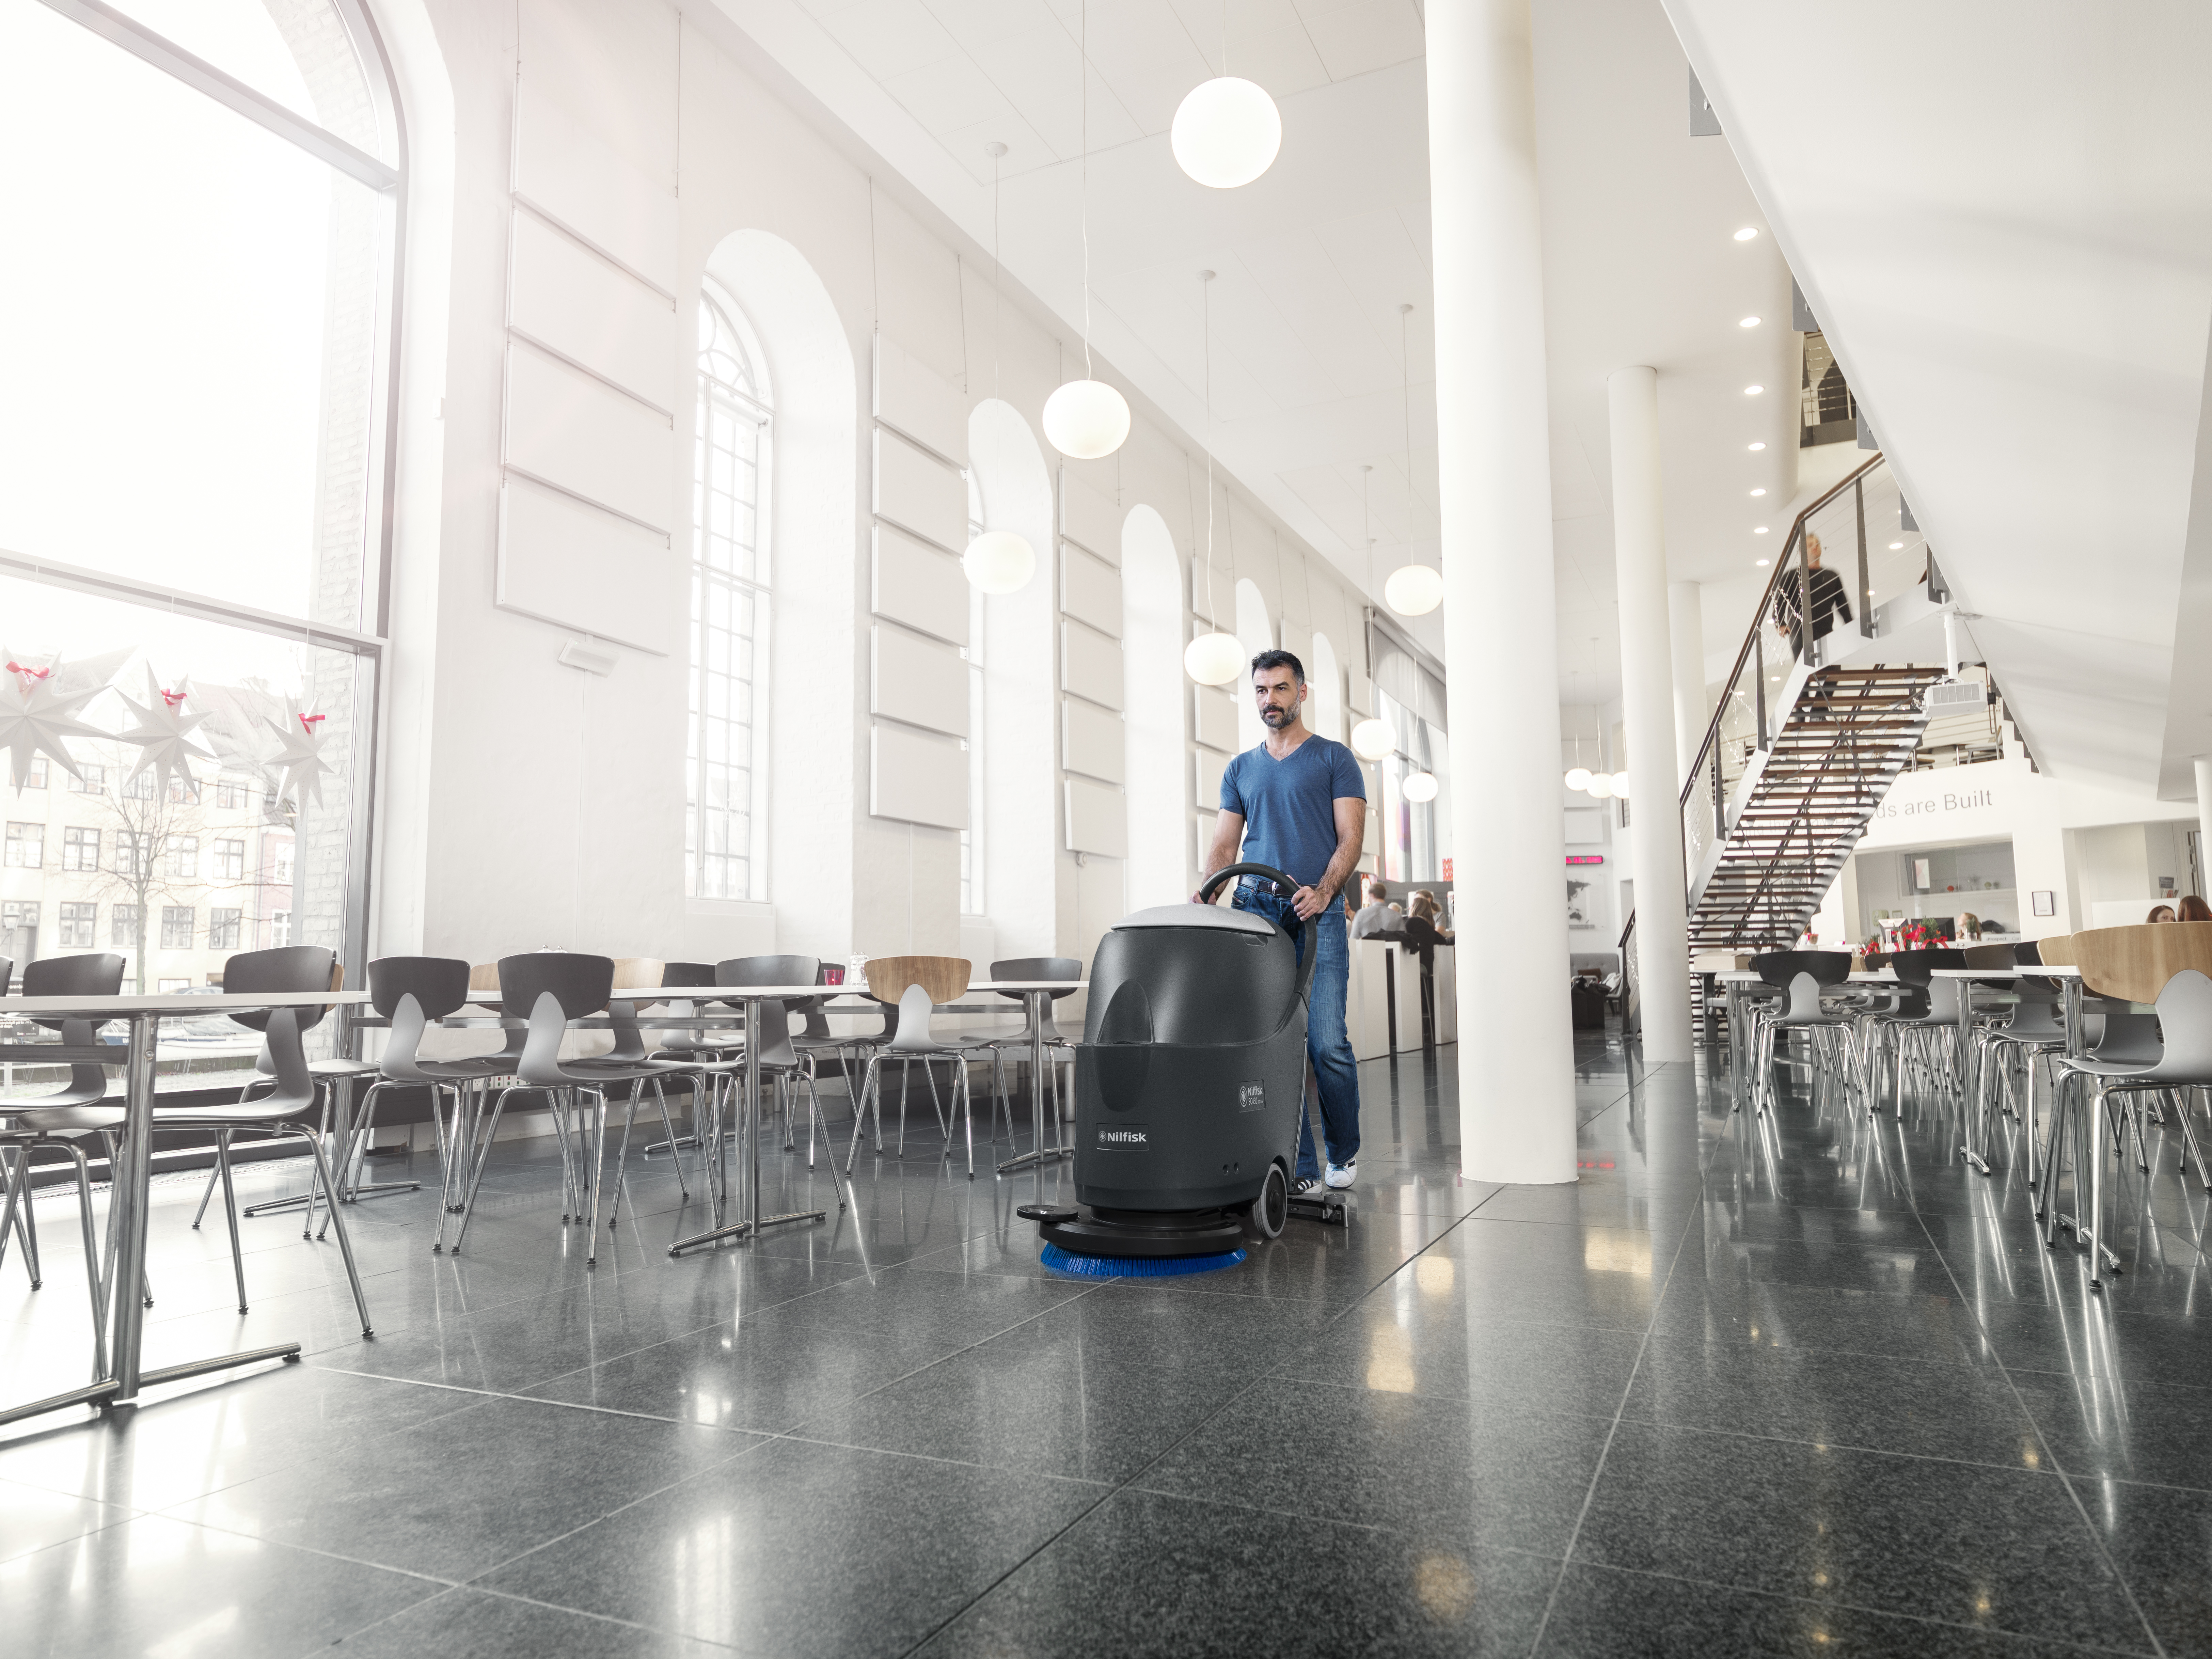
[1558,1558,2154,1657]
[0,1498,143,1566]
[757,1278,1127,1435]
[448,1431,788,1591]
[1253,1372,1628,1425]
[1909,1183,2173,1657]
[63,1504,470,1595]
[760,1427,1121,1489]
[331,1580,748,1657]
[1526,1066,1740,1654]
[888,1366,1310,1659]
[1599,1409,2073,1477]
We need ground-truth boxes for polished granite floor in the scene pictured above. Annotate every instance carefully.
[4,1032,2212,1657]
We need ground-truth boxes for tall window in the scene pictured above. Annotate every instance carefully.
[0,0,396,1050]
[961,470,986,916]
[688,286,772,902]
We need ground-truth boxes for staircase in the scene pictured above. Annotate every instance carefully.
[1620,455,1970,1014]
[1685,662,1946,949]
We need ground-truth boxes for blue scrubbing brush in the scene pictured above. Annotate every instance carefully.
[1040,1244,1247,1279]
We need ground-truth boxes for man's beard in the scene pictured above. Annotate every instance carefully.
[1261,706,1291,727]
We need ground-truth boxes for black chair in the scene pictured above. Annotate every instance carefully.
[1746,951,1857,1115]
[142,947,374,1334]
[0,952,126,1356]
[448,953,689,1264]
[1865,947,1969,1115]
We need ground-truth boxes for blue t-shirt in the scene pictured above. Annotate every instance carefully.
[1220,734,1368,910]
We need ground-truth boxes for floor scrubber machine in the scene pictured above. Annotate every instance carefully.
[1020,863,1347,1266]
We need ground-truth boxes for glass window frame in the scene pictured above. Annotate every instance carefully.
[1,0,406,991]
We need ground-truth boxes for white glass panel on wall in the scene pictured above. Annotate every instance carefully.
[689,286,772,903]
[0,1,388,627]
[0,573,360,1090]
[961,471,985,916]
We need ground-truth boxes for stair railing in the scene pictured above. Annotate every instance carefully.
[1677,452,1891,879]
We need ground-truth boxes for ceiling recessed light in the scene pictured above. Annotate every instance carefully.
[1740,316,1761,328]
[1755,558,1770,567]
[1744,384,1764,396]
[1748,441,1766,452]
[1753,525,1769,534]
[1889,540,1904,550]
[1734,227,1759,242]
[1750,488,1766,497]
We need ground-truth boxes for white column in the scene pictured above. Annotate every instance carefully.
[1607,368,1694,1063]
[1426,0,1576,1185]
[2195,756,2212,894]
[1668,580,1706,783]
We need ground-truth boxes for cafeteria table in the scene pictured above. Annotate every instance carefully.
[0,989,372,1429]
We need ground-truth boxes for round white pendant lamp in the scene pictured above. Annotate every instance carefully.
[961,530,1035,594]
[1586,775,1614,800]
[1402,770,1438,803]
[1350,717,1394,762]
[1184,630,1246,685]
[1610,771,1631,798]
[1042,379,1131,460]
[1384,561,1444,617]
[1172,76,1282,189]
[1564,766,1593,792]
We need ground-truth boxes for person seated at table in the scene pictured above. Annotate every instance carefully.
[2147,903,2178,923]
[1350,878,1406,940]
[2180,896,2212,922]
[1404,889,1454,946]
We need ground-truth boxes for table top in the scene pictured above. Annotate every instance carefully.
[0,991,373,1014]
[1929,965,2080,978]
[611,980,1085,999]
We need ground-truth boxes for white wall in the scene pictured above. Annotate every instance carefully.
[371,0,1379,973]
[1838,757,2200,939]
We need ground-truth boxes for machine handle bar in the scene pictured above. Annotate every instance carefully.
[1197,863,1320,1010]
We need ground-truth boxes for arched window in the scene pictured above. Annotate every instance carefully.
[690,285,773,901]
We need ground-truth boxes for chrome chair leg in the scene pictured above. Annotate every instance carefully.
[294,1125,373,1337]
[216,1130,250,1313]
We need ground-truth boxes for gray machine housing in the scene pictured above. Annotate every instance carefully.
[1073,902,1305,1212]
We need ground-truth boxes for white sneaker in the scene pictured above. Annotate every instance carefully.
[1325,1161,1357,1189]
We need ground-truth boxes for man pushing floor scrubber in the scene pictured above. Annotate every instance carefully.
[1197,648,1369,1196]
[1019,647,1367,1268]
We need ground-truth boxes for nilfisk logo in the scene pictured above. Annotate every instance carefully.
[1095,1125,1149,1149]
[1238,1082,1266,1113]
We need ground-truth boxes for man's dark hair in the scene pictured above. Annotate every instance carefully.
[1250,649,1305,686]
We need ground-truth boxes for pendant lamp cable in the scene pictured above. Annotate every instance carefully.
[1079,0,1094,378]
[1400,302,1424,574]
[1202,269,1216,621]
[992,144,1003,396]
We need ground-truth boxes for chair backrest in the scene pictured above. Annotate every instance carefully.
[990,958,1082,1001]
[1887,947,1966,989]
[2073,922,2212,1005]
[468,961,502,1005]
[368,956,472,1022]
[1961,942,2017,970]
[716,955,820,991]
[19,952,125,1090]
[1750,950,1849,1022]
[863,955,969,1006]
[2036,934,2078,968]
[497,952,614,1022]
[0,954,11,994]
[2149,969,2212,1078]
[221,946,338,1034]
[714,957,822,1065]
[661,961,717,989]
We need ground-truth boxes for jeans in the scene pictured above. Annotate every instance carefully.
[1233,886,1361,1180]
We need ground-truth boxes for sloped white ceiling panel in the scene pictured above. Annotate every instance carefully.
[1065,777,1128,856]
[871,622,968,738]
[1060,542,1122,638]
[874,335,969,465]
[511,83,678,297]
[871,523,969,647]
[496,475,675,655]
[874,428,966,552]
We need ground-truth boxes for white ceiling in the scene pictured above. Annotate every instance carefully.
[1672,0,2212,797]
[710,0,1846,705]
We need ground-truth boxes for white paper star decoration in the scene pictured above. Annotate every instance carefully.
[0,649,108,793]
[264,697,334,809]
[116,668,218,802]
